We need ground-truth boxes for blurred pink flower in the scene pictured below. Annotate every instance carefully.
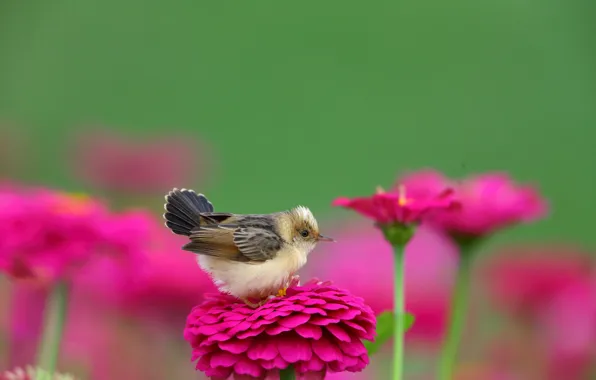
[2,186,157,375]
[98,230,217,326]
[483,244,596,380]
[483,245,593,314]
[42,210,216,376]
[6,285,47,368]
[332,185,457,225]
[185,280,375,379]
[0,186,151,283]
[303,223,458,343]
[399,170,547,237]
[70,209,159,302]
[60,289,153,380]
[0,188,107,282]
[539,277,596,380]
[70,129,208,194]
[7,281,163,380]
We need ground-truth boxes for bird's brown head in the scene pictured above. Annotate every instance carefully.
[288,206,335,244]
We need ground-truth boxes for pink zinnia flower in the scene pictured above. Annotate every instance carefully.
[70,129,209,194]
[333,185,457,225]
[184,280,375,379]
[0,186,151,283]
[0,366,75,380]
[399,170,547,236]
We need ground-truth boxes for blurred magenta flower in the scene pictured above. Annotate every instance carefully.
[483,244,593,314]
[483,244,596,380]
[6,285,47,368]
[60,290,153,380]
[113,230,217,324]
[540,277,596,380]
[7,281,157,380]
[399,170,547,237]
[185,280,375,379]
[2,186,157,375]
[0,186,150,283]
[0,366,75,380]
[304,223,457,343]
[0,188,108,282]
[4,212,211,379]
[332,185,457,225]
[70,129,208,194]
[70,209,159,302]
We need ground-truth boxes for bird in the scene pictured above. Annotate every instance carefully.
[162,188,334,307]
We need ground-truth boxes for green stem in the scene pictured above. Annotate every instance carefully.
[36,281,69,377]
[279,366,296,380]
[437,251,473,380]
[392,244,405,380]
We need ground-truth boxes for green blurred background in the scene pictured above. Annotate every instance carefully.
[2,0,595,249]
[2,0,596,246]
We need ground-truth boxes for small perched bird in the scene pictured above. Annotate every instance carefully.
[163,188,334,307]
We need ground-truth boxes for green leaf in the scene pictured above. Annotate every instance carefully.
[363,311,415,356]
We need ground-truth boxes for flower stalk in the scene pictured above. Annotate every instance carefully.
[381,223,415,380]
[392,244,406,380]
[437,244,475,380]
[279,366,296,380]
[36,281,69,377]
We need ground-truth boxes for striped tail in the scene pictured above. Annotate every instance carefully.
[163,188,214,236]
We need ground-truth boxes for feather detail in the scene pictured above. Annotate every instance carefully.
[185,225,242,260]
[233,227,283,261]
[163,188,213,236]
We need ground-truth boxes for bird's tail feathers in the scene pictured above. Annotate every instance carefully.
[163,188,214,236]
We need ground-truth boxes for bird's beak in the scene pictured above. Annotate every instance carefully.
[318,234,335,242]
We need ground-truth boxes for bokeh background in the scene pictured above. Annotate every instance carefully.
[1,1,595,379]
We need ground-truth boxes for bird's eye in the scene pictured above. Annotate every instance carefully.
[300,229,309,238]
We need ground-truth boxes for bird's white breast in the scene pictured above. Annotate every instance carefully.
[197,244,309,299]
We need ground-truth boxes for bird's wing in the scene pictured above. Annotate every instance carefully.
[184,224,283,262]
[185,225,245,260]
[233,227,284,262]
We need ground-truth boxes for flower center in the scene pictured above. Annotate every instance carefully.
[397,185,411,206]
[52,193,94,215]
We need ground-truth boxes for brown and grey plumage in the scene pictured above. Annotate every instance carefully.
[163,188,334,305]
